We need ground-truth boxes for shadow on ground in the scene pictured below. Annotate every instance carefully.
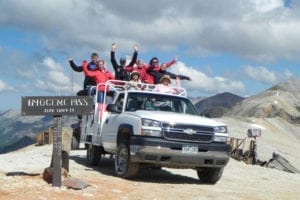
[69,150,201,184]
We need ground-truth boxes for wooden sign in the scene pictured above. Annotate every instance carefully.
[21,96,93,116]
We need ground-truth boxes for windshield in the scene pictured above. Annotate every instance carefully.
[125,92,199,115]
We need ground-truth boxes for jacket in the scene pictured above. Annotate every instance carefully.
[69,60,96,89]
[110,50,138,81]
[82,61,115,92]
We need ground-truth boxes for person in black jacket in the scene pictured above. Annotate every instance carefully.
[68,52,99,96]
[110,43,138,81]
[147,62,191,84]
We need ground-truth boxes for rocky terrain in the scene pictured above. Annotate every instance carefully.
[194,92,244,117]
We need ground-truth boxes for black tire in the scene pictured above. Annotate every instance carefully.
[86,144,102,166]
[196,167,224,184]
[71,128,81,150]
[115,143,139,178]
[71,135,80,150]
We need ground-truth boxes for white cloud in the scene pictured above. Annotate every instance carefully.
[0,80,15,92]
[170,62,245,95]
[42,57,63,71]
[0,0,299,107]
[33,57,81,95]
[0,80,7,91]
[252,0,284,12]
[243,65,277,84]
[0,0,299,62]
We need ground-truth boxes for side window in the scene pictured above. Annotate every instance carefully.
[115,94,124,112]
[126,95,143,111]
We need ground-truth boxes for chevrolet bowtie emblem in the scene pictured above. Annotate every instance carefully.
[184,128,196,135]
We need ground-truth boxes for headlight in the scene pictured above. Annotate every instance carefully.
[141,118,162,137]
[214,126,227,133]
[142,118,161,127]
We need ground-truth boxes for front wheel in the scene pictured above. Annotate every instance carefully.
[196,167,224,184]
[115,143,139,178]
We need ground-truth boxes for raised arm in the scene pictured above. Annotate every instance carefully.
[110,43,119,70]
[68,58,83,72]
[165,56,177,68]
[128,44,138,67]
[177,74,191,81]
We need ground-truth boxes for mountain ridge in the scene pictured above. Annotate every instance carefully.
[226,78,300,124]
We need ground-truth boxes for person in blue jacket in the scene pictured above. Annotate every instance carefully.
[68,52,99,95]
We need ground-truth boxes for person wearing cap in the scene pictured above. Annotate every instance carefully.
[126,71,144,90]
[126,60,148,83]
[68,52,99,96]
[110,43,138,81]
[153,75,181,94]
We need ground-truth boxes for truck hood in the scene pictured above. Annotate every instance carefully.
[126,110,226,127]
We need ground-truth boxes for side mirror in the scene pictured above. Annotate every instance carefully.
[106,104,121,113]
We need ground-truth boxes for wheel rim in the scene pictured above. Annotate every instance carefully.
[117,146,128,174]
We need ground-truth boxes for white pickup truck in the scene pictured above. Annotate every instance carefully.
[81,81,231,184]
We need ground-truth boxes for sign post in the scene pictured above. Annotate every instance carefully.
[52,115,62,187]
[21,96,93,187]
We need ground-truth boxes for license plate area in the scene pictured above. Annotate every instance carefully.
[182,145,198,154]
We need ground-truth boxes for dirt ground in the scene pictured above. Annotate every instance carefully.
[0,144,299,200]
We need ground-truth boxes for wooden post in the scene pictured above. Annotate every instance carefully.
[52,115,62,187]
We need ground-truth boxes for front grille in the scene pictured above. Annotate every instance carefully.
[162,123,214,143]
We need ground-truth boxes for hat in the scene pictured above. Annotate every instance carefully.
[131,71,140,78]
[159,75,171,83]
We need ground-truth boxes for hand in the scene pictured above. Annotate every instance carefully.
[68,57,73,61]
[174,56,178,61]
[133,44,138,51]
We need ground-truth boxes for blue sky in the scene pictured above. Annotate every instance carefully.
[0,0,300,110]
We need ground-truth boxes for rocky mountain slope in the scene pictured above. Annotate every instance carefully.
[194,92,244,117]
[227,79,300,124]
[0,110,75,153]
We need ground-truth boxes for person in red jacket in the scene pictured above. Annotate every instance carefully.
[145,56,177,84]
[82,60,115,103]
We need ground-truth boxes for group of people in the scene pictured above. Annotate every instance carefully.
[68,43,191,103]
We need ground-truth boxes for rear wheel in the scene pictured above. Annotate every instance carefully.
[71,135,80,150]
[196,167,224,184]
[71,125,81,150]
[86,144,102,166]
[115,143,139,178]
